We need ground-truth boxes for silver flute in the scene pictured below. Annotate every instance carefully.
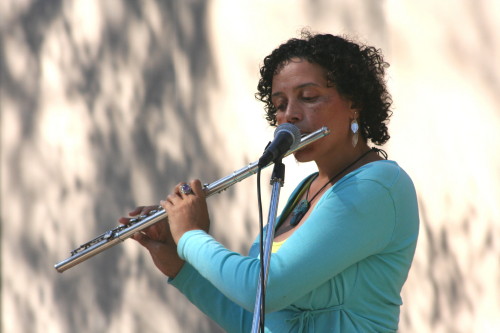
[54,127,330,272]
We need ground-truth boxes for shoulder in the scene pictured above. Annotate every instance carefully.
[337,161,419,224]
[327,160,417,213]
[342,160,414,192]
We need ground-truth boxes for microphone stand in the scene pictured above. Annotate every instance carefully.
[251,159,285,333]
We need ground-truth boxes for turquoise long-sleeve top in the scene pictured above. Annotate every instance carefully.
[169,160,419,332]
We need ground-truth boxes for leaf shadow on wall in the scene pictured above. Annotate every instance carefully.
[1,0,237,332]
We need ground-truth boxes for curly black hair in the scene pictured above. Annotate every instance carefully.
[256,31,392,145]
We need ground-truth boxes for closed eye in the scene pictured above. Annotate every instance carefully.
[302,96,318,102]
[275,103,287,111]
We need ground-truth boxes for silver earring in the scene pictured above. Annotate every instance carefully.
[351,118,359,147]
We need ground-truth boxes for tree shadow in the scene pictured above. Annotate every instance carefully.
[1,0,230,332]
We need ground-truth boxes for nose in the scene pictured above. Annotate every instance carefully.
[278,101,303,125]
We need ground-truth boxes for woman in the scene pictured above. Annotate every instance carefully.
[120,31,419,332]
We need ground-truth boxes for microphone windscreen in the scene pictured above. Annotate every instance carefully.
[274,123,301,150]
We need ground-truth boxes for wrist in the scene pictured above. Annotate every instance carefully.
[163,260,185,279]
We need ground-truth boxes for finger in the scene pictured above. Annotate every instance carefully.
[131,232,153,249]
[118,206,145,224]
[160,199,173,210]
[121,206,154,225]
[118,216,131,225]
[178,182,195,197]
[190,179,205,198]
[164,193,179,205]
[172,182,186,197]
[128,206,145,217]
[140,205,162,218]
[138,221,162,239]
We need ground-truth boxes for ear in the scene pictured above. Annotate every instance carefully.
[349,100,361,114]
[350,108,360,120]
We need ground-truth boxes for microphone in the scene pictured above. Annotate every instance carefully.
[258,123,301,167]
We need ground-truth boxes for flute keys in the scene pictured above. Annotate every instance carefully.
[103,230,113,239]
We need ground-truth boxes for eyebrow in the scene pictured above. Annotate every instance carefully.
[271,82,322,98]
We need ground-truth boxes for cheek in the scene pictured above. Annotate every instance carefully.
[275,112,286,125]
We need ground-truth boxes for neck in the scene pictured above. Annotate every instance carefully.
[315,143,378,183]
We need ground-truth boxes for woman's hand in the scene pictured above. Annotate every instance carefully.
[119,205,184,278]
[161,179,210,244]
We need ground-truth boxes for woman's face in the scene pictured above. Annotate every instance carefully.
[271,58,356,163]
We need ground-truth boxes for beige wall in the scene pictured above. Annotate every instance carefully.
[1,0,499,332]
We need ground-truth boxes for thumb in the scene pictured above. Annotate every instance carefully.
[132,232,155,249]
[132,232,173,256]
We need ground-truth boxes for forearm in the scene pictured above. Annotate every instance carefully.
[177,230,262,311]
[169,263,253,332]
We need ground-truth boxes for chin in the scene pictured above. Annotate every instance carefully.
[292,149,315,163]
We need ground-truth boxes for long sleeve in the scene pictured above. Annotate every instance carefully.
[169,160,419,332]
[169,262,254,332]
